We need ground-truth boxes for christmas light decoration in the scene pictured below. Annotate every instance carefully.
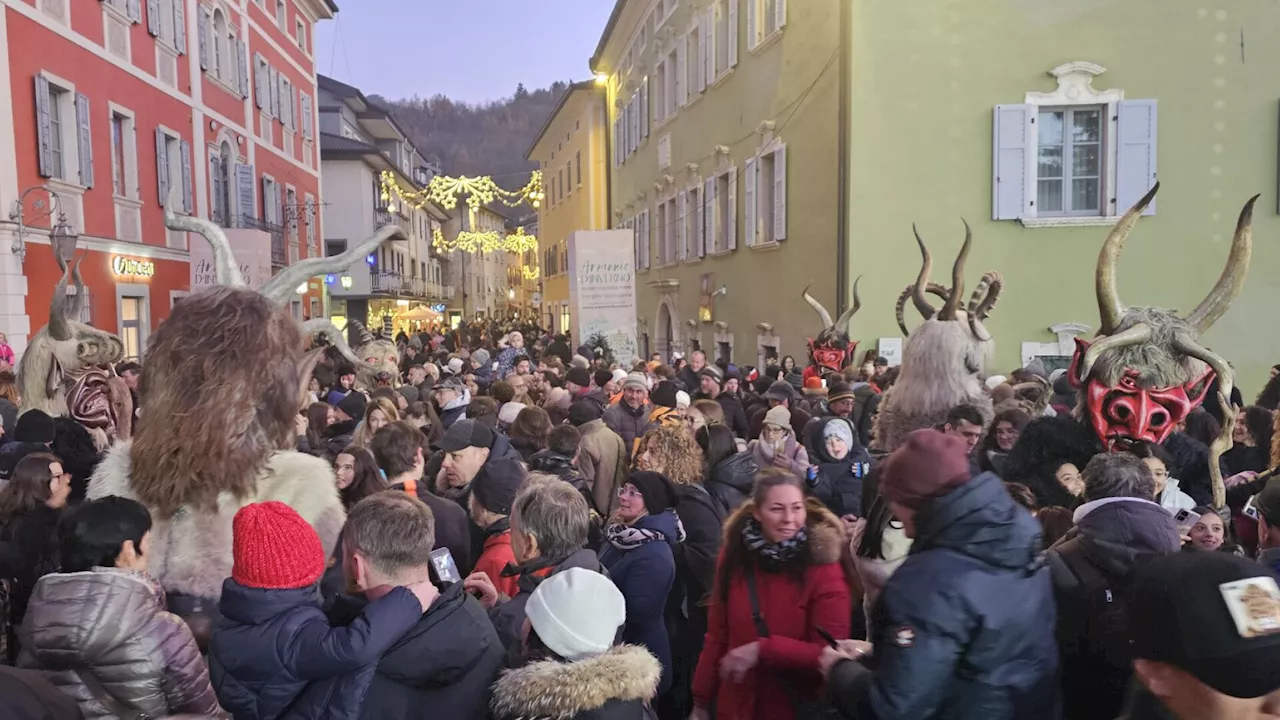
[379,169,545,256]
[522,264,540,280]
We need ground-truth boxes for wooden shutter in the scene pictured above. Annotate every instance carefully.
[991,104,1033,220]
[728,0,739,68]
[197,7,209,71]
[146,0,159,36]
[290,86,298,132]
[75,93,93,189]
[275,183,283,229]
[253,54,265,109]
[704,178,715,254]
[746,0,757,49]
[238,40,250,98]
[155,130,169,204]
[697,15,708,93]
[743,157,756,247]
[235,163,254,220]
[180,140,192,213]
[261,176,271,221]
[301,93,313,139]
[694,187,705,257]
[773,144,787,241]
[677,193,687,261]
[727,170,737,250]
[305,193,316,247]
[676,34,687,108]
[35,76,53,178]
[269,66,280,118]
[641,75,649,138]
[705,7,717,80]
[1115,99,1158,216]
[127,0,141,23]
[777,0,787,30]
[209,152,222,222]
[173,0,186,54]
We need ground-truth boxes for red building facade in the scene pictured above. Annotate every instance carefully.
[0,0,335,360]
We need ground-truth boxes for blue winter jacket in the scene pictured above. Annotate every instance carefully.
[829,472,1061,720]
[208,579,423,720]
[596,510,678,694]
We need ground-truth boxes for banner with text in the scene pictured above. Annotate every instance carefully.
[188,229,273,292]
[568,230,637,364]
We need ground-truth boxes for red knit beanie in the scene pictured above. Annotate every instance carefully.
[232,501,325,589]
[880,429,972,509]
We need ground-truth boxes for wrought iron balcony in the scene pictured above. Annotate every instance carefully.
[234,214,286,266]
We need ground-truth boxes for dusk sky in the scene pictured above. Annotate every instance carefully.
[314,2,616,105]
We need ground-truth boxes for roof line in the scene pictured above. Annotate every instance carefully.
[525,80,600,161]
[589,0,628,73]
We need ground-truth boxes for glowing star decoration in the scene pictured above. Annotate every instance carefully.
[522,264,540,280]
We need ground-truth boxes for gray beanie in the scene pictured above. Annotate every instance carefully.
[822,419,854,448]
[472,348,491,367]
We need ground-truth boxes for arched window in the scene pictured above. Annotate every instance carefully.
[212,9,227,80]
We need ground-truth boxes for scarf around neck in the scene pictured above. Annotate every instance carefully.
[742,516,808,572]
[605,512,686,551]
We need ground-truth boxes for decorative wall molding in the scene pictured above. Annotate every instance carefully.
[1025,61,1124,106]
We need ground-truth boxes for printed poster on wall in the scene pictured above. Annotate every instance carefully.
[568,230,638,364]
[188,228,273,292]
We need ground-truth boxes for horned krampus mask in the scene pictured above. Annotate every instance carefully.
[1068,183,1256,504]
[802,279,861,375]
[348,320,400,389]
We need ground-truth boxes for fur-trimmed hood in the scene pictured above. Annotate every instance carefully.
[490,644,661,720]
[722,496,847,565]
[87,441,346,599]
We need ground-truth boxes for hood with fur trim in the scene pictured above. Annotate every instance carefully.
[87,441,345,599]
[490,644,661,720]
[723,496,847,565]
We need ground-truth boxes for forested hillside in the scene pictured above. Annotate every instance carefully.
[374,82,568,188]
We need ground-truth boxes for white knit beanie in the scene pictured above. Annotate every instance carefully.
[525,567,625,661]
[675,391,691,409]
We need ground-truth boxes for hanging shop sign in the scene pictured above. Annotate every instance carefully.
[111,256,155,278]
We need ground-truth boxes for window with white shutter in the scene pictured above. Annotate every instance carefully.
[179,140,192,212]
[155,128,169,203]
[301,93,313,139]
[269,66,280,119]
[127,0,141,23]
[993,65,1152,223]
[773,143,786,241]
[75,92,93,188]
[235,162,254,220]
[254,54,266,109]
[676,35,687,108]
[146,0,159,36]
[744,157,756,247]
[173,0,186,54]
[726,169,737,251]
[35,76,55,179]
[238,40,250,98]
[727,0,738,68]
[197,7,209,71]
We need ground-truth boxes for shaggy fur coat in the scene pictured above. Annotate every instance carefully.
[490,644,662,720]
[87,443,346,600]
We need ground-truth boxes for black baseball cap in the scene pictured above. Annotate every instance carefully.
[437,419,493,453]
[1129,551,1280,699]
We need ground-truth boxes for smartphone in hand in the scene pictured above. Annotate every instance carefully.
[430,547,461,585]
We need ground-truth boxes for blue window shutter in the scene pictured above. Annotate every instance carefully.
[180,140,193,213]
[35,75,53,179]
[173,0,186,55]
[146,0,159,36]
[197,7,209,71]
[235,163,254,220]
[75,92,93,189]
[238,40,250,98]
[1115,99,1158,217]
[155,129,168,205]
[992,104,1032,220]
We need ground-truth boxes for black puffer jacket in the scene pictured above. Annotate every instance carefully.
[490,645,661,720]
[1046,497,1180,720]
[323,583,505,720]
[0,504,61,662]
[804,417,872,518]
[704,452,756,517]
[829,472,1059,719]
[1005,415,1100,509]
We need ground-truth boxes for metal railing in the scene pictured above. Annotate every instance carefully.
[374,208,411,235]
[234,215,287,266]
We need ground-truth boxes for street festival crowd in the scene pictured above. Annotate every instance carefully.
[1,187,1280,720]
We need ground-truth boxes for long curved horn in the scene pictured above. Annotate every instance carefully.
[911,224,938,320]
[1186,194,1259,334]
[895,283,951,336]
[1096,183,1158,335]
[67,255,85,321]
[261,225,408,304]
[1079,322,1152,381]
[165,186,245,287]
[834,276,862,334]
[302,319,380,375]
[48,261,72,341]
[1172,331,1235,508]
[801,281,834,329]
[350,320,374,346]
[939,219,971,321]
[967,270,1002,342]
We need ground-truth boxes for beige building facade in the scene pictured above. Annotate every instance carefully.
[591,0,840,368]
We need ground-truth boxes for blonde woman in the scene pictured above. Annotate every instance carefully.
[351,396,399,447]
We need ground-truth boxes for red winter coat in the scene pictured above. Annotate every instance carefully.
[473,528,520,599]
[693,499,852,720]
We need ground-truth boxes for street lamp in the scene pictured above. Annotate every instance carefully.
[340,274,353,290]
[10,186,75,264]
[508,288,515,300]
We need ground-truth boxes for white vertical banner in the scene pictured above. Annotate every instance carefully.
[569,230,638,364]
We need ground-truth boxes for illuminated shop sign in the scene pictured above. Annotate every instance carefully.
[112,256,155,278]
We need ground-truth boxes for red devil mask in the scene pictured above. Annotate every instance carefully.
[1068,338,1214,450]
[807,340,857,375]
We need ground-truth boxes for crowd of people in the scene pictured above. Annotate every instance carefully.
[6,312,1280,720]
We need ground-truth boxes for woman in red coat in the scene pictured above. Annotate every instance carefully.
[690,468,853,720]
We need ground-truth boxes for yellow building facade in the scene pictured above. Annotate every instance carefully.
[527,81,610,337]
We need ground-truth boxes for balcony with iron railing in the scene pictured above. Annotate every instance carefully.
[229,214,287,266]
[374,207,412,236]
[369,271,457,301]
